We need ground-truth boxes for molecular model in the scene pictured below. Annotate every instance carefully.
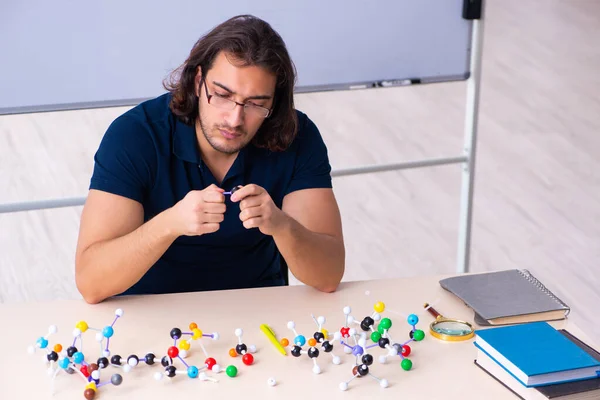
[228,328,257,367]
[375,312,425,370]
[338,329,388,391]
[281,315,343,375]
[28,309,127,399]
[153,322,220,382]
[342,302,425,371]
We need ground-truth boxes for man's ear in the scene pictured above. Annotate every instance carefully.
[194,66,203,97]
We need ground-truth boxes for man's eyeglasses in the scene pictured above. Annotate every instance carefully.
[202,79,272,118]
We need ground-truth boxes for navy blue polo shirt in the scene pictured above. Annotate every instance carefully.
[89,93,332,296]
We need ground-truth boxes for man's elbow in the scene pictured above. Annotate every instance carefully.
[75,262,107,305]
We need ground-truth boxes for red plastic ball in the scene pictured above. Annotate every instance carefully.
[80,365,90,378]
[340,327,350,338]
[205,357,217,370]
[402,345,411,357]
[242,353,254,366]
[167,346,179,358]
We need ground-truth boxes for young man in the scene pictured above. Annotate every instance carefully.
[75,15,345,304]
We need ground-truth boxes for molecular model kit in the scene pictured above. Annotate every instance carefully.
[336,301,425,391]
[28,301,427,396]
[28,309,127,399]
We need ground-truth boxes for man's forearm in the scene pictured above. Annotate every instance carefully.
[273,214,345,292]
[75,209,179,304]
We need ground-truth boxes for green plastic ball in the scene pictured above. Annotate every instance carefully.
[379,318,392,330]
[226,365,238,377]
[401,358,413,371]
[371,331,382,342]
[413,329,425,341]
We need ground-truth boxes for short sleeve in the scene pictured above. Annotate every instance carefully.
[284,113,333,196]
[89,115,157,203]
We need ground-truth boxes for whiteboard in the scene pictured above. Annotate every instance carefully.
[0,1,472,114]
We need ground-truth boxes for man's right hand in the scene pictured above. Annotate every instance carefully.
[170,184,226,236]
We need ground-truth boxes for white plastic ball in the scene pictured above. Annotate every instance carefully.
[379,355,387,364]
[102,350,110,358]
[212,364,221,374]
[91,370,100,380]
[343,306,351,315]
[348,328,356,336]
[339,382,349,391]
[249,345,257,353]
[312,365,321,374]
[154,372,164,381]
[317,316,326,325]
[95,332,103,342]
[287,321,295,329]
[72,328,81,337]
[27,346,35,355]
[332,356,341,365]
[212,332,220,340]
[267,377,277,387]
[199,372,208,381]
[333,332,342,341]
[373,313,381,322]
[358,338,366,348]
[128,357,138,367]
[347,316,355,324]
[360,332,367,340]
[235,328,243,337]
[365,290,371,296]
[115,309,124,317]
[48,325,58,334]
[179,350,188,359]
[380,379,389,388]
[344,346,353,354]
[388,347,398,357]
[123,364,132,373]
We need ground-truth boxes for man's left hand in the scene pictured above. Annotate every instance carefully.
[230,184,288,236]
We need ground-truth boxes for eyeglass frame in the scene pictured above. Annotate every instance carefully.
[201,78,273,119]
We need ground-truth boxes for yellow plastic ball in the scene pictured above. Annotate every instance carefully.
[76,321,89,333]
[320,329,329,339]
[374,302,385,313]
[192,328,203,340]
[179,340,191,351]
[86,382,97,391]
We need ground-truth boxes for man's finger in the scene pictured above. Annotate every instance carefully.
[239,196,262,211]
[231,184,261,202]
[204,190,226,203]
[204,203,227,214]
[239,206,262,222]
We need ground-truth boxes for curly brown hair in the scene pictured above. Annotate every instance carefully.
[163,15,298,152]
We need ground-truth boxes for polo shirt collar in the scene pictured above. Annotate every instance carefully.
[172,117,248,181]
[173,118,201,164]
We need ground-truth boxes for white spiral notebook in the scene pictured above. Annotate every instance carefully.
[439,269,570,326]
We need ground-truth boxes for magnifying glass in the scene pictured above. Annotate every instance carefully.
[424,302,474,342]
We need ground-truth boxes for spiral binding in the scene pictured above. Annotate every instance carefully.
[518,269,571,316]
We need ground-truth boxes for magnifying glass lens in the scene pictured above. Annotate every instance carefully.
[432,320,473,336]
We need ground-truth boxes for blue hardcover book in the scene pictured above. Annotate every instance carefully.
[475,322,600,387]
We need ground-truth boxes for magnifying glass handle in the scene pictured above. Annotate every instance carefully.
[424,303,442,319]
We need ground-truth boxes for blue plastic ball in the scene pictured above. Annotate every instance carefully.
[36,337,49,349]
[187,366,199,378]
[73,351,84,364]
[352,345,364,356]
[407,314,419,326]
[102,326,114,338]
[294,335,306,347]
[58,357,70,369]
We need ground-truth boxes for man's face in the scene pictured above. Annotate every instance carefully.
[195,51,276,155]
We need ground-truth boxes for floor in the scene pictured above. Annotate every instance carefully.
[1,0,598,339]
